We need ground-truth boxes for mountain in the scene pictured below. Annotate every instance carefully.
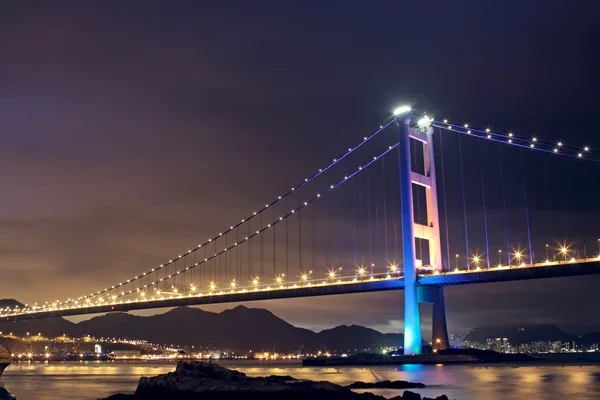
[0,304,401,352]
[315,325,403,352]
[0,299,25,310]
[464,324,577,345]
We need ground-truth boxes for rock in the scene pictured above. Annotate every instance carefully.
[101,361,447,400]
[402,391,422,400]
[0,387,16,400]
[110,361,388,399]
[423,396,449,400]
[347,380,426,389]
[0,344,12,379]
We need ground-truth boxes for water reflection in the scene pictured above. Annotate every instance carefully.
[2,361,600,400]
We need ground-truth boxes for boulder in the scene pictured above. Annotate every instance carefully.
[102,361,448,400]
[402,391,422,400]
[347,380,426,389]
[0,387,16,400]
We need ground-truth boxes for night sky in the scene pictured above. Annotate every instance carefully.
[1,1,600,336]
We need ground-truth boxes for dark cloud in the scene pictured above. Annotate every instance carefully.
[1,1,599,335]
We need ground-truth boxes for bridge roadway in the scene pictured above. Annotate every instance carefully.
[2,258,599,322]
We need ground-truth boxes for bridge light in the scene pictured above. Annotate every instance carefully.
[557,141,563,147]
[301,274,308,282]
[230,280,236,289]
[328,270,336,279]
[532,137,538,142]
[578,153,583,158]
[487,134,492,139]
[393,106,411,115]
[252,278,259,286]
[584,146,590,152]
[209,282,216,291]
[357,267,366,276]
[553,148,558,153]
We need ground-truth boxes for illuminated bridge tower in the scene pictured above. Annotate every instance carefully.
[397,113,448,355]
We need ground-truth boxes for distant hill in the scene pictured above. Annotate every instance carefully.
[464,324,576,345]
[0,305,402,352]
[315,325,403,352]
[0,299,25,310]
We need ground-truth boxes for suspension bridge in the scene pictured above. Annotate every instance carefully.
[1,107,599,355]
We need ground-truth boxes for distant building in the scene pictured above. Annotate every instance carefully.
[112,349,141,358]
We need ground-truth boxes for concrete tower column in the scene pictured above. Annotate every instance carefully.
[418,285,450,350]
[398,114,448,354]
[397,116,421,355]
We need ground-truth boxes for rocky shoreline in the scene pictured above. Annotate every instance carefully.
[101,361,450,400]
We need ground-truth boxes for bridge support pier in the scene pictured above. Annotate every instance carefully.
[397,114,443,355]
[418,285,449,351]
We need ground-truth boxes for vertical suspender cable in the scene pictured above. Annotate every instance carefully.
[249,221,252,279]
[273,206,276,278]
[382,157,389,269]
[543,155,554,258]
[368,171,373,276]
[353,176,358,274]
[326,204,330,269]
[285,197,289,281]
[457,134,470,269]
[520,149,533,264]
[299,208,302,274]
[312,203,316,273]
[438,128,451,271]
[393,188,399,265]
[477,140,490,268]
[260,213,264,280]
[499,146,511,265]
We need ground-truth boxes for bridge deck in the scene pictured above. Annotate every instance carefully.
[1,258,598,322]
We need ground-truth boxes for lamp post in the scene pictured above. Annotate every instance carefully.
[455,254,459,270]
[560,247,568,261]
[498,250,502,266]
[545,244,549,261]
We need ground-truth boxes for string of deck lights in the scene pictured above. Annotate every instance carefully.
[38,141,401,313]
[47,120,397,309]
[426,117,596,161]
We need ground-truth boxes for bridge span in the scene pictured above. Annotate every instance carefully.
[3,258,598,323]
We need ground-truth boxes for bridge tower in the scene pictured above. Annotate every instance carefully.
[397,114,448,354]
